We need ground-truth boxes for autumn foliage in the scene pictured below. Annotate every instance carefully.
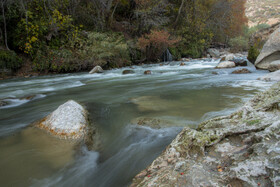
[138,30,179,61]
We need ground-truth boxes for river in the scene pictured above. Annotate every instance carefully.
[0,59,273,187]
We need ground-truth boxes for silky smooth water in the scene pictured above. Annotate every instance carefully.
[0,59,273,187]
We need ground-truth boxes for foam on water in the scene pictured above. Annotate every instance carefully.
[0,94,46,109]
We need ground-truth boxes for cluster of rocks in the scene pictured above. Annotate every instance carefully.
[131,81,280,187]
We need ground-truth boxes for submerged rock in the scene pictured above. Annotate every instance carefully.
[180,62,185,66]
[89,66,103,74]
[122,70,135,74]
[131,117,187,129]
[131,82,280,187]
[216,61,236,69]
[232,68,251,74]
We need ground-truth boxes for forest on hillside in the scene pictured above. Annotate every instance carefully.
[0,0,251,73]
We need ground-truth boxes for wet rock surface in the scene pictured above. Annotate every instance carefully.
[144,70,152,75]
[123,70,135,74]
[232,68,251,74]
[131,82,280,187]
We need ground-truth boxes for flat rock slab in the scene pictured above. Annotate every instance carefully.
[36,100,89,140]
[131,82,280,187]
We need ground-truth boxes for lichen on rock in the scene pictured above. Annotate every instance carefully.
[131,82,280,187]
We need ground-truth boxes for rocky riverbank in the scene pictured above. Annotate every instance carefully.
[131,81,280,187]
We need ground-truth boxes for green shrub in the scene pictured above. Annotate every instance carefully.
[229,36,249,52]
[32,31,131,72]
[247,45,260,63]
[0,49,23,70]
[169,47,181,60]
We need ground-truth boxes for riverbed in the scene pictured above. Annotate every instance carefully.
[0,59,273,187]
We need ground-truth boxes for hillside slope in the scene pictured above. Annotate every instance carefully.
[246,0,280,27]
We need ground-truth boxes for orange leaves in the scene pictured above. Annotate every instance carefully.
[138,30,179,51]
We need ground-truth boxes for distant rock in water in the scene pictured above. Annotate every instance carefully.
[180,62,185,66]
[144,70,152,75]
[216,61,236,69]
[89,66,103,74]
[122,70,135,75]
[232,68,251,74]
[35,100,94,142]
[255,27,280,70]
[131,81,280,187]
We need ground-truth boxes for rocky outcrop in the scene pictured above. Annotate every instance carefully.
[268,60,280,72]
[258,70,280,82]
[122,70,135,74]
[255,27,280,70]
[131,82,280,187]
[232,68,251,74]
[216,61,236,69]
[89,66,103,74]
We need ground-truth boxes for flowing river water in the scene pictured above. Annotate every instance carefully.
[0,59,273,187]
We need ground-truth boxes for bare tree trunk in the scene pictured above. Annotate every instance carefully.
[1,0,9,50]
[174,0,185,28]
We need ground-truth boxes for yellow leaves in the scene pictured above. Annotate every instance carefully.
[30,36,38,43]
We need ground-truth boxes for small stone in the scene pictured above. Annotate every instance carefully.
[122,70,135,74]
[180,62,185,66]
[144,70,152,75]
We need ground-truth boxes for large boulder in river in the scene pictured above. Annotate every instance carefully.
[268,60,280,72]
[258,70,280,82]
[89,66,103,74]
[255,27,280,70]
[131,82,280,187]
[36,100,93,141]
[215,61,236,69]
